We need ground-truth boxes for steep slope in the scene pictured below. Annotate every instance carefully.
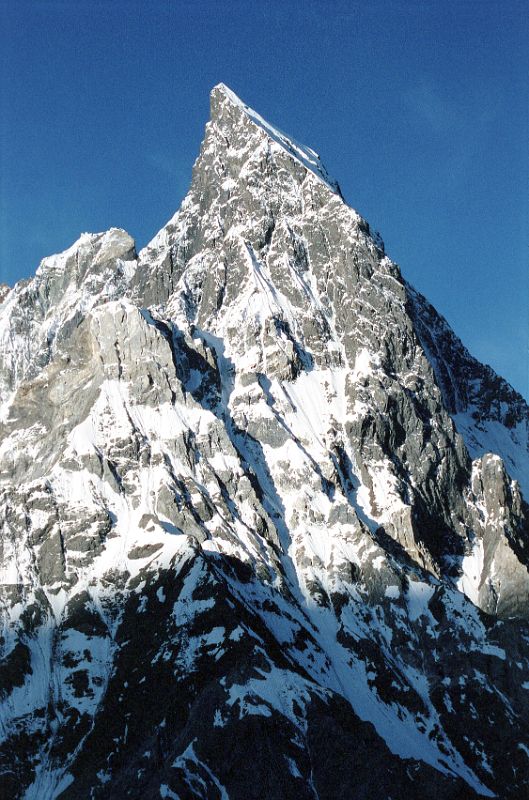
[0,84,528,800]
[407,283,529,499]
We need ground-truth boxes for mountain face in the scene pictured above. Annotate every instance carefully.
[1,83,529,800]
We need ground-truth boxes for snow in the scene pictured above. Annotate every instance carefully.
[23,769,74,800]
[457,537,484,605]
[470,643,506,661]
[171,740,229,800]
[159,786,179,799]
[228,626,244,641]
[282,370,337,450]
[288,599,493,796]
[406,580,435,622]
[454,412,529,500]
[0,79,523,800]
[227,667,324,728]
[369,461,408,520]
[352,347,376,381]
[58,628,113,715]
[213,709,225,728]
[214,83,340,195]
[285,756,302,778]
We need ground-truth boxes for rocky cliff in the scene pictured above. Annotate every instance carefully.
[1,84,528,799]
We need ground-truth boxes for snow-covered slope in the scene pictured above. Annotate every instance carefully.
[0,84,528,800]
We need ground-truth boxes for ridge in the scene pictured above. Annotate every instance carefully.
[36,227,136,276]
[210,82,342,195]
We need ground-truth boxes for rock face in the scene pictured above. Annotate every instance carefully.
[1,83,529,799]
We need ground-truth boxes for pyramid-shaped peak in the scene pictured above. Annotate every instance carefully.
[211,82,246,108]
[209,83,341,195]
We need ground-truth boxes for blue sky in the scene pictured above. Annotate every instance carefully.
[1,0,528,398]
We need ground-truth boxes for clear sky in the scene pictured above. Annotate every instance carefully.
[1,0,528,399]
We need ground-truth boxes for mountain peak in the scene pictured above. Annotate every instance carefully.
[210,81,245,107]
[209,82,341,195]
[36,227,136,277]
[2,84,529,800]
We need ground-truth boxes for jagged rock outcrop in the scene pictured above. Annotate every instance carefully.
[1,83,529,799]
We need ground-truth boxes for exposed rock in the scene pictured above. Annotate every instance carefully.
[0,84,528,799]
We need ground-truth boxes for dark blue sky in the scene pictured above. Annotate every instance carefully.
[1,0,528,398]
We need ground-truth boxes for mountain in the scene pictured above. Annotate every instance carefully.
[1,83,529,800]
